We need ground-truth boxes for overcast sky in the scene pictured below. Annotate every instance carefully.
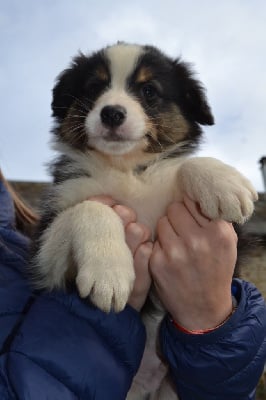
[1,0,266,191]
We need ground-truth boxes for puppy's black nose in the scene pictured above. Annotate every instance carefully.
[100,105,126,128]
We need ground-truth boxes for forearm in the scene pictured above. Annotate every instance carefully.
[160,280,266,400]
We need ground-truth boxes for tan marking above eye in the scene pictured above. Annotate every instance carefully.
[95,67,109,82]
[135,67,154,83]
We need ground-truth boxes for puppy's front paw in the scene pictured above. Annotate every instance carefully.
[178,157,258,224]
[76,242,135,312]
[70,200,136,312]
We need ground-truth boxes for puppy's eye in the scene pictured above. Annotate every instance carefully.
[141,83,158,101]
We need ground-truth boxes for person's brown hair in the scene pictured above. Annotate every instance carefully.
[0,169,39,236]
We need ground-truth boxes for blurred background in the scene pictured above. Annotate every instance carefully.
[1,1,266,396]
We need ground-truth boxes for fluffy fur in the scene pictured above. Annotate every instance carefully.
[31,43,258,399]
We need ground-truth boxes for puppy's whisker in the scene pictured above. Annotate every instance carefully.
[66,94,91,111]
[67,124,86,135]
[71,106,89,114]
[146,134,164,151]
[54,105,89,118]
[53,106,72,110]
[147,120,177,131]
[159,133,176,144]
[147,116,182,129]
[63,114,87,120]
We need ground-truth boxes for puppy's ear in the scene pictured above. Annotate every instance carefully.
[52,53,90,119]
[174,60,214,126]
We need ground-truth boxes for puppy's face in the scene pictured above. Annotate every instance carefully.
[52,43,214,162]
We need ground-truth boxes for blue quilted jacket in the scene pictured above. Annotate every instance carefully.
[0,180,266,400]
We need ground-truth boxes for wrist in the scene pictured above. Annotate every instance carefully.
[171,305,236,334]
[170,296,235,332]
[171,296,237,334]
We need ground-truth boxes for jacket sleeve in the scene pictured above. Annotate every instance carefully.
[0,181,146,399]
[160,278,266,400]
[0,181,33,354]
[5,290,146,400]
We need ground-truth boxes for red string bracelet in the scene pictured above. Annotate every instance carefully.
[171,307,237,335]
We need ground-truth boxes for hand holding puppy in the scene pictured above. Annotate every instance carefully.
[90,195,237,331]
[150,196,237,331]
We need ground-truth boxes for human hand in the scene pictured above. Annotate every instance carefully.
[149,196,238,331]
[88,196,152,311]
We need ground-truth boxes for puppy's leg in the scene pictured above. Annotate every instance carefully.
[177,157,258,223]
[72,200,135,312]
[35,201,135,312]
[33,208,74,289]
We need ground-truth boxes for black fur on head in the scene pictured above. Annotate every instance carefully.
[51,43,214,158]
[173,60,214,126]
[140,45,214,126]
[52,50,110,120]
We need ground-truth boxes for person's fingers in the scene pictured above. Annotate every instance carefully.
[125,222,151,255]
[183,195,211,228]
[128,242,153,310]
[149,240,168,278]
[166,201,201,239]
[209,219,239,246]
[113,204,137,227]
[156,216,181,252]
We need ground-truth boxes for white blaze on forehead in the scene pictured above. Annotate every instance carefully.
[85,44,148,156]
[105,44,143,89]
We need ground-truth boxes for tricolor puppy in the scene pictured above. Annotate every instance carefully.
[32,43,257,399]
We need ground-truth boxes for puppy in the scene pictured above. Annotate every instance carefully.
[31,43,257,399]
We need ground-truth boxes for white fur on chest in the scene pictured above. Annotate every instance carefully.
[55,157,183,233]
